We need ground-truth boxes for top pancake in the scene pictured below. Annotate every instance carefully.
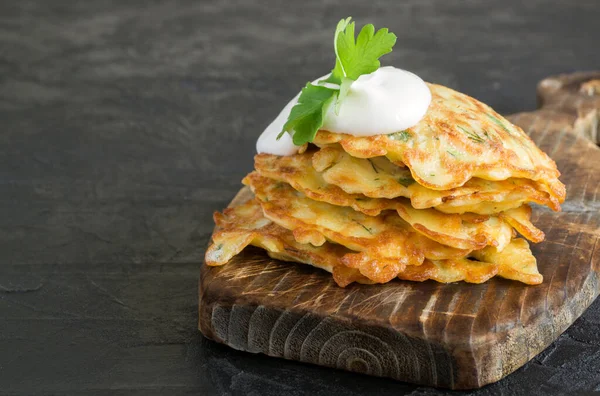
[312,83,565,202]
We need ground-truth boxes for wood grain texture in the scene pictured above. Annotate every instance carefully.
[199,72,600,390]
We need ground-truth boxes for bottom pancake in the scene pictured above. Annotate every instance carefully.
[205,196,543,286]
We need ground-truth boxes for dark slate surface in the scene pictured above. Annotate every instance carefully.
[0,0,599,394]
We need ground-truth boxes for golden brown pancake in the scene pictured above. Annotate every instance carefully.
[205,196,542,286]
[311,83,566,202]
[471,238,542,285]
[254,147,561,215]
[206,81,557,288]
[241,176,460,282]
[244,172,523,251]
[205,198,372,286]
[398,258,498,284]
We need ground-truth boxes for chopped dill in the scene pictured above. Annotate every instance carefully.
[367,158,379,173]
[388,130,411,142]
[457,125,485,143]
[398,176,414,187]
[446,148,460,158]
[487,114,512,134]
[352,219,373,234]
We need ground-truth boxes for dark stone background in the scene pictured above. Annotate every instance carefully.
[1,0,599,394]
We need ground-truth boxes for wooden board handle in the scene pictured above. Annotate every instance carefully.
[536,71,600,145]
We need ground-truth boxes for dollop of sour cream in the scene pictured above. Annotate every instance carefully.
[256,66,431,156]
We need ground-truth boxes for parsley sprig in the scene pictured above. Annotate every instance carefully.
[278,17,397,146]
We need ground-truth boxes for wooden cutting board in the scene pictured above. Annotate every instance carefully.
[198,72,600,390]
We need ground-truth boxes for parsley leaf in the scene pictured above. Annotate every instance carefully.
[329,17,352,84]
[329,21,397,82]
[279,17,397,145]
[278,83,337,145]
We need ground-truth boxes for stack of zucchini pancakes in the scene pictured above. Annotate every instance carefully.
[205,83,565,287]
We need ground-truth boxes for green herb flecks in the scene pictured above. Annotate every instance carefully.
[398,176,415,187]
[446,148,461,158]
[352,219,373,234]
[388,130,411,142]
[457,125,485,143]
[367,158,379,173]
[279,17,397,145]
[487,114,512,135]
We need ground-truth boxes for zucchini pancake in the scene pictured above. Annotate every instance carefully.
[205,18,565,287]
